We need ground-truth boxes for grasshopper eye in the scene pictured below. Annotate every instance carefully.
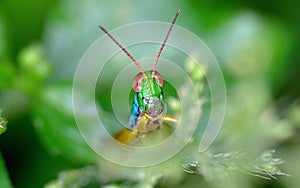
[152,71,164,87]
[132,72,145,92]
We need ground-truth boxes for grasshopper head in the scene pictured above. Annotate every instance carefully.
[132,71,165,118]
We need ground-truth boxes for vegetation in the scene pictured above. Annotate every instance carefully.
[0,0,299,187]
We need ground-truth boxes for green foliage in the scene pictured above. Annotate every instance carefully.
[0,0,299,187]
[182,150,289,180]
[286,104,300,128]
[45,166,99,188]
[0,152,13,188]
[16,44,52,95]
[32,84,97,164]
[0,61,15,88]
[0,113,11,188]
[0,113,8,135]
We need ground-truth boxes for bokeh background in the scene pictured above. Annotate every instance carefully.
[0,0,300,187]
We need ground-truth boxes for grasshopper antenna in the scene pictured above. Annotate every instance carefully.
[99,26,145,75]
[152,9,180,76]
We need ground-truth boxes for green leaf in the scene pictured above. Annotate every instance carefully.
[0,152,13,188]
[32,84,97,164]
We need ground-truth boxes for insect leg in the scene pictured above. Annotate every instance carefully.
[162,114,177,125]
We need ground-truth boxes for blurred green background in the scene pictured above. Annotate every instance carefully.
[0,0,300,187]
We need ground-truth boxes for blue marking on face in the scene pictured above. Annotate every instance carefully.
[128,92,140,128]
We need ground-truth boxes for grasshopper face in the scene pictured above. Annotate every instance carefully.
[133,71,165,118]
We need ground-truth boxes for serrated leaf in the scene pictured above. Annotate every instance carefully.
[182,150,289,180]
